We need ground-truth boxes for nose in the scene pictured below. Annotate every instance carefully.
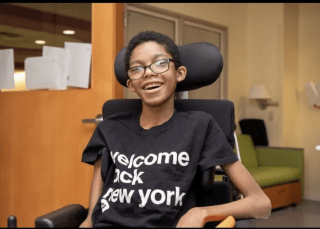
[142,66,156,78]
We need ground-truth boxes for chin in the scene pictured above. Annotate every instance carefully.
[141,94,174,107]
[142,99,166,107]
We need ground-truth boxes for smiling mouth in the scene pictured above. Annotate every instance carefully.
[143,83,164,91]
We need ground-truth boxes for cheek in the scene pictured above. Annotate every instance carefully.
[129,81,140,92]
[167,76,178,90]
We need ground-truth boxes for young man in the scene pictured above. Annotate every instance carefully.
[80,31,271,228]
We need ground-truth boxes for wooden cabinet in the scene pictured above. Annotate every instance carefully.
[263,182,301,209]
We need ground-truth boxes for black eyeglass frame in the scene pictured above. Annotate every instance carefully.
[126,58,176,81]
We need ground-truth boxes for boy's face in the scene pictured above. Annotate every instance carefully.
[127,41,186,107]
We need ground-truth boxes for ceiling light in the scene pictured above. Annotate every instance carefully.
[63,30,75,35]
[316,145,320,151]
[35,40,46,45]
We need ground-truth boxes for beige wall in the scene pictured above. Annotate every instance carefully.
[146,3,320,202]
[297,3,320,201]
[246,3,284,147]
[283,4,299,148]
[146,3,248,132]
[146,3,284,144]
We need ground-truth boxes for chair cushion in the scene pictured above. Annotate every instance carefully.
[237,134,258,168]
[246,166,300,188]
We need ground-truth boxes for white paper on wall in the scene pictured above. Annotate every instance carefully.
[306,82,320,106]
[65,42,92,88]
[315,83,320,101]
[25,56,63,90]
[42,46,71,90]
[0,49,15,89]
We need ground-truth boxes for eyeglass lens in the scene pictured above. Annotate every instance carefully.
[128,59,170,80]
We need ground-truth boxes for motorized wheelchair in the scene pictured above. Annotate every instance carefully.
[9,42,256,228]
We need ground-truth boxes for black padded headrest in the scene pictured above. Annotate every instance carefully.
[114,42,223,92]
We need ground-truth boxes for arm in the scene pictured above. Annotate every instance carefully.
[176,161,271,227]
[80,157,104,228]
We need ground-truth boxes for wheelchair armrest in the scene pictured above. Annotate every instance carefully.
[35,204,88,228]
[199,167,256,228]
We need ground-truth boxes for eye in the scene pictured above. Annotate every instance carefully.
[129,66,143,73]
[155,59,168,67]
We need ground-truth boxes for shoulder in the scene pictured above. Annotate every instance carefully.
[104,111,136,121]
[178,110,213,120]
[98,112,137,129]
[177,110,215,126]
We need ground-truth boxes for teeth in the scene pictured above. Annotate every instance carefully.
[145,83,161,90]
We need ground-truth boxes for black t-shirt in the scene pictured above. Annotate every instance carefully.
[81,109,238,228]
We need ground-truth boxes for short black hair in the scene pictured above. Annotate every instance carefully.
[124,31,181,73]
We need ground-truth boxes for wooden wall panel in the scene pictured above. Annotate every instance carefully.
[0,3,124,227]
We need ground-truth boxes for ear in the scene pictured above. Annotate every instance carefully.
[127,79,135,92]
[126,79,136,92]
[176,66,187,83]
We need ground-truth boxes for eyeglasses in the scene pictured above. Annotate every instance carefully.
[127,58,175,80]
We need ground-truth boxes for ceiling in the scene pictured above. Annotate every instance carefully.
[0,3,92,69]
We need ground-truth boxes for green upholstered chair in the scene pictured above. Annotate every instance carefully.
[237,134,304,209]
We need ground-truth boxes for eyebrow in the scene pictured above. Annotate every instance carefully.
[129,53,168,66]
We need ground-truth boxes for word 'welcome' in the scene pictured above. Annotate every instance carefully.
[110,151,190,168]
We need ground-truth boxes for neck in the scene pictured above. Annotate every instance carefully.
[139,98,175,130]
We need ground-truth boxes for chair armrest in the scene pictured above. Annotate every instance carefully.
[35,204,88,228]
[203,218,256,228]
[255,146,304,195]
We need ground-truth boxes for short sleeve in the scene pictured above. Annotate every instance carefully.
[198,117,238,171]
[81,125,108,165]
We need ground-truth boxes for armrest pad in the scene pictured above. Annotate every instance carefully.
[35,204,88,228]
[203,218,256,228]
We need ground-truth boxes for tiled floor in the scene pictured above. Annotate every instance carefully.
[254,199,320,227]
